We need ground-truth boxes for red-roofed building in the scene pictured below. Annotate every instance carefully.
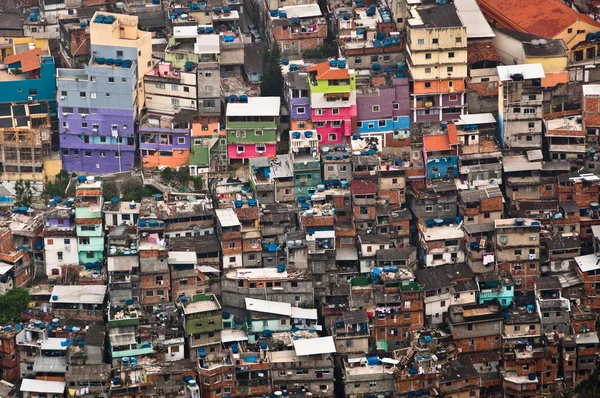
[478,0,600,59]
[423,131,459,180]
[351,180,377,233]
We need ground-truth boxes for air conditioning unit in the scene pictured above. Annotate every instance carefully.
[82,114,86,118]
[92,128,98,133]
[27,96,33,101]
[60,96,66,100]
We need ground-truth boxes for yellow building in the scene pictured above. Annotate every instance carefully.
[406,3,468,122]
[479,0,600,61]
[0,37,50,62]
[90,12,153,113]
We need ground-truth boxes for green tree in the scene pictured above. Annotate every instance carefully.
[0,287,31,324]
[122,185,143,202]
[14,180,33,206]
[43,170,71,204]
[159,167,175,183]
[575,371,600,397]
[260,42,284,97]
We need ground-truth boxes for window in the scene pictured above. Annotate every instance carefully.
[425,82,431,88]
[418,39,424,45]
[448,52,455,58]
[524,108,536,114]
[236,130,246,138]
[297,107,305,114]
[171,85,178,91]
[449,94,457,101]
[432,38,438,44]
[447,66,454,72]
[85,151,91,157]
[393,103,399,110]
[372,105,380,112]
[425,67,431,73]
[568,28,573,33]
[297,121,307,128]
[456,37,462,43]
[82,122,88,128]
[57,252,63,261]
[328,133,337,141]
[108,77,115,83]
[100,151,105,157]
[425,53,432,59]
[378,120,386,127]
[178,137,185,144]
[332,108,340,115]
[172,98,180,107]
[370,382,377,388]
[63,107,74,114]
[331,121,341,127]
[29,89,37,96]
[256,144,266,153]
[529,121,535,129]
[425,205,433,212]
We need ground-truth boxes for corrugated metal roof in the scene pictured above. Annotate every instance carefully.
[215,208,240,227]
[290,307,318,320]
[107,256,137,272]
[33,356,67,373]
[168,251,197,264]
[497,64,545,81]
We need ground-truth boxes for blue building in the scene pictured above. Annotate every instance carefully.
[357,115,410,140]
[0,49,57,105]
[0,49,56,180]
[422,127,459,180]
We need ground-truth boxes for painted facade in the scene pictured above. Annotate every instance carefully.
[307,61,357,146]
[423,131,459,180]
[0,52,56,105]
[189,117,226,175]
[75,176,104,264]
[406,4,468,122]
[57,12,152,173]
[290,129,320,199]
[144,62,198,115]
[43,209,79,280]
[226,97,280,163]
[356,76,411,139]
[269,4,327,56]
[139,113,192,170]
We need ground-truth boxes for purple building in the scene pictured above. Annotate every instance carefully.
[356,76,411,140]
[139,112,193,170]
[285,71,311,128]
[58,107,135,174]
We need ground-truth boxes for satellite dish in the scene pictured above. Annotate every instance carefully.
[531,39,540,46]
[538,39,548,45]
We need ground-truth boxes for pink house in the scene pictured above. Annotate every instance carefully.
[306,61,357,146]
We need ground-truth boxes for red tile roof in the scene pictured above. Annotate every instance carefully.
[478,0,600,38]
[468,81,499,97]
[467,41,502,65]
[423,134,451,152]
[351,180,377,195]
[4,48,42,73]
[447,124,459,146]
[306,61,350,81]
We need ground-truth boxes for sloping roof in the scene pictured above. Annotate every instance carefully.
[215,208,240,227]
[246,297,291,317]
[494,27,567,57]
[467,41,502,65]
[351,179,376,195]
[137,10,166,29]
[497,64,545,81]
[439,359,479,382]
[107,256,137,272]
[20,379,65,394]
[306,61,350,80]
[447,124,459,145]
[4,48,42,73]
[343,309,369,324]
[478,0,600,39]
[291,307,318,320]
[33,356,67,373]
[221,328,248,343]
[454,0,495,38]
[293,336,336,356]
[423,134,451,152]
